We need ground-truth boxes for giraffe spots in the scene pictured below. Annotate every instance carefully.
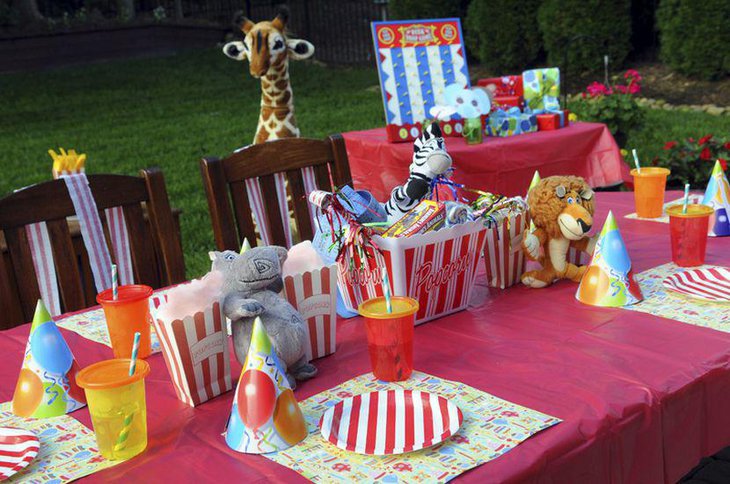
[273,109,288,120]
[275,79,288,91]
[280,90,291,104]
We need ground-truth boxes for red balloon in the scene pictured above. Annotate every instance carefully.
[626,270,643,300]
[236,369,276,430]
[67,360,86,404]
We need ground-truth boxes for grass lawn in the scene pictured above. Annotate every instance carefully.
[1,48,729,278]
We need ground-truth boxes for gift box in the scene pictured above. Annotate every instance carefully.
[485,108,538,137]
[522,68,560,113]
[153,300,233,407]
[337,221,488,325]
[483,209,528,289]
[492,96,523,110]
[283,265,338,360]
[386,120,465,143]
[536,113,561,131]
[477,76,524,97]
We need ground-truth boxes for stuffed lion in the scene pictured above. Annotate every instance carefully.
[522,176,597,288]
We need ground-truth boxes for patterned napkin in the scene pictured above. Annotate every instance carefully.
[264,371,560,483]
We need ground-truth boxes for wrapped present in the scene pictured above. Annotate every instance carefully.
[536,113,561,131]
[492,96,523,110]
[522,68,560,113]
[337,221,488,325]
[283,265,338,360]
[477,76,524,97]
[485,108,537,137]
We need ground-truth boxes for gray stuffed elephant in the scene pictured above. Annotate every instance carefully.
[211,246,317,388]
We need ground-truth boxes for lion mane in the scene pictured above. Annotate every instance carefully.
[528,175,595,240]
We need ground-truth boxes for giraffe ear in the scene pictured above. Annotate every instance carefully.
[240,17,255,34]
[223,41,247,61]
[287,39,314,60]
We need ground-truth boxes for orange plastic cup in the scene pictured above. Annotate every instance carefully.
[631,167,670,218]
[667,204,714,267]
[358,296,419,382]
[97,285,153,359]
[76,358,150,460]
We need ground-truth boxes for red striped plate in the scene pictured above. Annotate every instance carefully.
[0,427,39,481]
[319,389,463,455]
[663,267,730,302]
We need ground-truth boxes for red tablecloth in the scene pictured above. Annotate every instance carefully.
[343,122,627,201]
[1,192,729,483]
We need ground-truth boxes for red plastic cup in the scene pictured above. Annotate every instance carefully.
[97,285,153,359]
[358,296,419,382]
[667,204,714,267]
[631,167,670,218]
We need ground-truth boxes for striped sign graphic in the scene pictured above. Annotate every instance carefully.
[0,427,39,481]
[484,212,527,289]
[283,265,338,360]
[319,390,463,455]
[153,301,233,407]
[337,221,487,325]
[663,267,730,302]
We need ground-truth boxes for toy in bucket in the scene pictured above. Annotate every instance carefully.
[76,332,150,460]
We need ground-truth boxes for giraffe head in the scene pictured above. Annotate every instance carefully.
[222,9,314,78]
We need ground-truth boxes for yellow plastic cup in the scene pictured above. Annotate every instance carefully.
[631,167,671,218]
[76,359,150,460]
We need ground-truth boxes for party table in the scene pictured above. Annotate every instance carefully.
[343,122,625,201]
[1,191,729,483]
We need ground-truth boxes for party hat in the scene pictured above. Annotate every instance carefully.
[527,171,541,232]
[12,300,86,418]
[225,317,307,454]
[576,212,643,307]
[701,160,730,237]
[240,238,252,254]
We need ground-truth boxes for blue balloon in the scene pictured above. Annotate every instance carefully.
[601,230,631,273]
[30,322,73,375]
[225,403,246,449]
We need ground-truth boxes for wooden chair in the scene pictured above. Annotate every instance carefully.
[0,168,186,329]
[200,135,353,251]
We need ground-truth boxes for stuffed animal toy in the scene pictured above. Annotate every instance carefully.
[383,123,453,223]
[211,246,316,388]
[222,8,314,145]
[521,176,597,288]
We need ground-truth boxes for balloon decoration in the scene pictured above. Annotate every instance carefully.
[576,211,643,307]
[225,317,307,454]
[702,160,730,237]
[12,300,86,418]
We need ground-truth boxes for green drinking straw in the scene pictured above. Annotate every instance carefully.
[382,271,393,313]
[632,149,641,174]
[114,332,140,454]
[683,184,690,214]
[363,222,390,227]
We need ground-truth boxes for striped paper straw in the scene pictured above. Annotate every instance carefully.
[111,263,118,300]
[683,184,690,214]
[632,149,641,174]
[115,331,141,455]
[129,331,141,376]
[382,271,393,314]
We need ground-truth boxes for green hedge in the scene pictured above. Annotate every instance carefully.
[465,0,542,72]
[387,0,461,20]
[537,0,632,75]
[657,0,730,80]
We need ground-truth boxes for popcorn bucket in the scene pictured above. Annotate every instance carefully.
[152,301,233,407]
[337,221,488,325]
[483,211,527,289]
[282,265,338,360]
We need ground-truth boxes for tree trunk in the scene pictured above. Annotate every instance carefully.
[14,0,43,22]
[117,0,135,20]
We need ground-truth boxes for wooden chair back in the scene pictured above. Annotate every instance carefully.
[200,134,353,251]
[0,168,185,329]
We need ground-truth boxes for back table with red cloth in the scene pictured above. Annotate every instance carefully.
[1,191,729,483]
[343,122,626,200]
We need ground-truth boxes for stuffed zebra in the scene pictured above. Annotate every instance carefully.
[383,123,453,223]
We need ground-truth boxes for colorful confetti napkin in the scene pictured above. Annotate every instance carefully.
[625,195,703,223]
[0,403,120,483]
[624,263,730,331]
[264,371,560,482]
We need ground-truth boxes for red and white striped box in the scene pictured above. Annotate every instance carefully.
[338,221,488,325]
[484,211,528,289]
[282,265,338,360]
[152,301,233,407]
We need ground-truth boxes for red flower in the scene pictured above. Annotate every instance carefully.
[699,134,713,145]
[724,142,730,150]
[700,147,712,160]
[719,159,728,171]
[663,141,677,150]
[689,138,695,143]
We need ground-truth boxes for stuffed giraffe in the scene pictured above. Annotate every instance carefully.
[223,10,314,144]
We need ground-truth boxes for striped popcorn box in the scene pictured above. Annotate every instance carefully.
[338,221,488,325]
[152,301,233,407]
[483,211,528,289]
[283,265,338,360]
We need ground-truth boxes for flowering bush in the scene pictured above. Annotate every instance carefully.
[654,134,729,186]
[569,70,644,147]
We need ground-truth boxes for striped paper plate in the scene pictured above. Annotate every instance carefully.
[663,267,730,302]
[0,427,39,481]
[319,389,463,455]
